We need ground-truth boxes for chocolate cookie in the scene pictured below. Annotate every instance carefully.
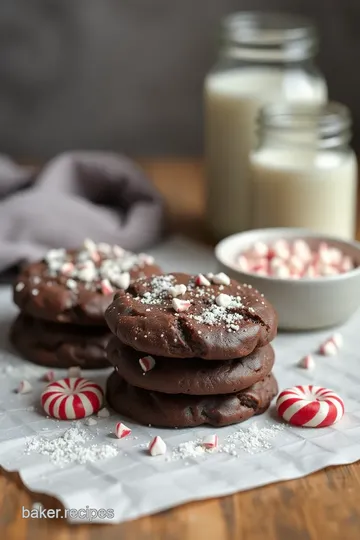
[13,240,161,325]
[106,371,278,427]
[107,337,275,395]
[10,314,111,369]
[105,273,277,360]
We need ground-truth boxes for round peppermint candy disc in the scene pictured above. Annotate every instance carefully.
[41,377,104,420]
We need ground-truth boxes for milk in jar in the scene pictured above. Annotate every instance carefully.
[204,12,327,238]
[251,103,357,239]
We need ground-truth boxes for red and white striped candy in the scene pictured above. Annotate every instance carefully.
[168,284,187,297]
[202,434,219,450]
[139,355,156,372]
[195,274,211,287]
[276,385,344,427]
[319,333,343,356]
[298,354,315,370]
[43,371,55,382]
[149,435,167,456]
[115,422,132,439]
[41,378,104,420]
[101,279,114,295]
[17,380,32,394]
[172,298,191,312]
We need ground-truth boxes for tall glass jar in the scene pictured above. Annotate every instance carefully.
[204,12,327,239]
[251,102,358,239]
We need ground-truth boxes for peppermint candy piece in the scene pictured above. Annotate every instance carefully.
[84,417,97,426]
[41,377,104,420]
[83,238,97,252]
[298,355,315,370]
[172,298,191,312]
[139,356,156,373]
[61,262,75,276]
[276,385,344,427]
[149,435,167,456]
[216,293,232,307]
[112,272,131,290]
[101,279,114,295]
[115,422,132,439]
[68,366,81,378]
[195,274,211,287]
[212,272,230,286]
[43,371,55,382]
[319,333,343,355]
[17,380,32,394]
[168,284,187,297]
[202,434,219,450]
[97,407,110,418]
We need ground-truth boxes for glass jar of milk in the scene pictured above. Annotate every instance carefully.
[251,102,357,239]
[204,12,327,238]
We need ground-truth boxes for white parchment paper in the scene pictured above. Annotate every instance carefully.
[0,237,360,523]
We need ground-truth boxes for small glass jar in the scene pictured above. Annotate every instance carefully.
[204,12,327,239]
[251,102,358,239]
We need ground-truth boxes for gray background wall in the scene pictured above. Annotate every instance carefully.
[0,0,359,158]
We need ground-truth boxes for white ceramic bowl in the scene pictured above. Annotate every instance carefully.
[215,228,360,330]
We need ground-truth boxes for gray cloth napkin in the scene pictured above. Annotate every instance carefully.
[0,151,165,275]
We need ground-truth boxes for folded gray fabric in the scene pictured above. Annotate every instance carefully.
[0,151,165,275]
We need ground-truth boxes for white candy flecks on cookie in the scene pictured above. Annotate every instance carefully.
[211,272,231,286]
[139,356,156,373]
[168,284,187,297]
[97,407,110,418]
[172,298,191,313]
[202,434,219,450]
[100,279,114,295]
[43,240,155,293]
[215,293,232,307]
[115,422,132,439]
[15,282,25,292]
[112,272,131,290]
[298,354,315,370]
[149,435,167,456]
[68,366,82,378]
[17,380,32,394]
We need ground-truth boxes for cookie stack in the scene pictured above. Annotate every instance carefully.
[105,272,278,427]
[10,239,161,369]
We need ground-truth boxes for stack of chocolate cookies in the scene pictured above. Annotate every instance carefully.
[10,240,161,369]
[105,272,278,427]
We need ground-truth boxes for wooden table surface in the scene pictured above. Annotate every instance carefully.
[2,158,360,540]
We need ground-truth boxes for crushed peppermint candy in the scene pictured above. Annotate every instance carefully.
[15,282,25,292]
[169,424,284,461]
[134,274,259,332]
[42,239,155,293]
[235,238,356,279]
[24,425,118,466]
[138,275,176,304]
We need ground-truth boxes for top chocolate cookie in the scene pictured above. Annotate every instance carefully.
[105,272,277,360]
[13,239,162,325]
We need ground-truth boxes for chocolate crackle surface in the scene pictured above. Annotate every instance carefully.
[105,272,277,360]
